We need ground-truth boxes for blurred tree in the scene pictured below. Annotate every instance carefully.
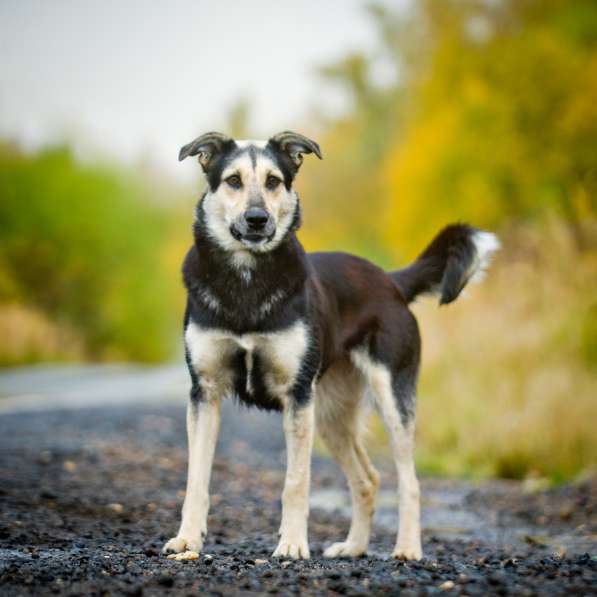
[382,0,597,254]
[303,0,597,259]
[227,97,252,139]
[0,143,177,362]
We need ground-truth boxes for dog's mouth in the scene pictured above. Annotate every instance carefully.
[230,225,275,247]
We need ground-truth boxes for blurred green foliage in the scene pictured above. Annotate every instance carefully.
[0,143,177,362]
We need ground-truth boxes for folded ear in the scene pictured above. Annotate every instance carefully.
[178,132,234,170]
[268,131,323,168]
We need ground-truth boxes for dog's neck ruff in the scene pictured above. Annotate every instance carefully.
[184,207,309,335]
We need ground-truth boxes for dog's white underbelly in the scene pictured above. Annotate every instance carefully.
[185,319,309,402]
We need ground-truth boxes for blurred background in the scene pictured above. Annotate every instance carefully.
[1,0,595,483]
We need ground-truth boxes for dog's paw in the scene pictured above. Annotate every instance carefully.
[272,538,310,560]
[162,536,202,555]
[323,541,367,558]
[392,542,422,561]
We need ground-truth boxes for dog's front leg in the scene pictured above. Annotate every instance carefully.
[273,400,315,559]
[163,398,221,554]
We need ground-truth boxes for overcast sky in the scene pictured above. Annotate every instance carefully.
[0,0,405,180]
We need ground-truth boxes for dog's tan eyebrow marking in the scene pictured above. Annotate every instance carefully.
[221,152,254,180]
[222,169,241,179]
[266,169,284,181]
[221,159,248,179]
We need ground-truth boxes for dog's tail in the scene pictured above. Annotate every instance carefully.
[389,223,500,305]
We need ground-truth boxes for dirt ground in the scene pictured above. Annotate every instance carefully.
[0,400,595,596]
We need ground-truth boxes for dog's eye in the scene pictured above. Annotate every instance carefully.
[266,175,281,190]
[225,175,242,189]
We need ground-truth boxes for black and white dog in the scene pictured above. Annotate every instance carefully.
[163,131,499,561]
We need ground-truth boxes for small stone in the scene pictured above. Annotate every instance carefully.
[329,581,348,594]
[439,580,455,590]
[38,450,52,465]
[554,546,567,559]
[488,572,506,585]
[157,574,174,587]
[63,460,77,473]
[108,503,123,514]
[524,535,549,546]
[255,559,269,565]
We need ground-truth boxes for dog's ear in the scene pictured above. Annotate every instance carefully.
[268,131,323,169]
[178,132,234,171]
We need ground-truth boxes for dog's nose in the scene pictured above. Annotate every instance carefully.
[244,207,269,230]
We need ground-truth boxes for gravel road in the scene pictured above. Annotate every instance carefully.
[0,366,595,596]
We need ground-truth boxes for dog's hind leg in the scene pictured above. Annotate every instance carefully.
[317,364,380,558]
[380,402,421,560]
[163,398,221,554]
[354,439,380,496]
[352,349,422,561]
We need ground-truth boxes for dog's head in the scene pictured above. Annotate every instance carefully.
[180,131,322,253]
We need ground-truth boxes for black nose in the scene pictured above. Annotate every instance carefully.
[244,207,269,229]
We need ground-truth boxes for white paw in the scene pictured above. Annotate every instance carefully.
[324,541,367,558]
[162,536,202,555]
[166,550,199,561]
[392,542,422,561]
[272,538,310,559]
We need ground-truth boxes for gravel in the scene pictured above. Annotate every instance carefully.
[0,402,595,596]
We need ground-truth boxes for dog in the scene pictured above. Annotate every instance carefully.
[162,131,499,560]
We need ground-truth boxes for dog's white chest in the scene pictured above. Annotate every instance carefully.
[185,320,309,400]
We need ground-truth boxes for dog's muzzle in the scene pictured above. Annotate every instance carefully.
[230,208,276,247]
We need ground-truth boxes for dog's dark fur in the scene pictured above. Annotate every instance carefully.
[185,201,485,416]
